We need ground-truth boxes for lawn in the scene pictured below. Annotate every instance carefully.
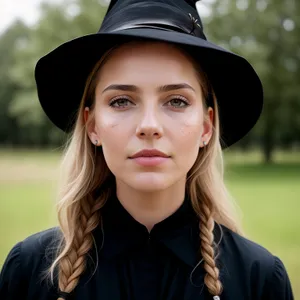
[0,149,299,297]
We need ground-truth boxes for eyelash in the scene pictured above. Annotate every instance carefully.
[109,95,190,109]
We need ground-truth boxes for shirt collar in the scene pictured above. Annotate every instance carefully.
[94,193,201,267]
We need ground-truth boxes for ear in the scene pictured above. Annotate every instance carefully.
[84,107,101,146]
[201,107,214,147]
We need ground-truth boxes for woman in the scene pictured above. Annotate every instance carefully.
[0,0,294,299]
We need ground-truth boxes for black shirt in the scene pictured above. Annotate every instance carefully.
[0,195,294,300]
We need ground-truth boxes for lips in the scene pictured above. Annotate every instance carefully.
[130,149,170,159]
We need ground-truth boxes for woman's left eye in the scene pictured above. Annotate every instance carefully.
[166,97,190,108]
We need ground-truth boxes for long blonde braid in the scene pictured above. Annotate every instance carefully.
[188,182,224,297]
[57,195,103,297]
[49,47,117,299]
[199,199,223,296]
[187,77,241,297]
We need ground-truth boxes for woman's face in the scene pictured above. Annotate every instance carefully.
[87,42,213,192]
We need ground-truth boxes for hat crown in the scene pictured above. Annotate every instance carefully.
[106,0,198,13]
[100,0,206,39]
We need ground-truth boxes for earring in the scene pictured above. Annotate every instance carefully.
[203,141,207,146]
[94,140,98,146]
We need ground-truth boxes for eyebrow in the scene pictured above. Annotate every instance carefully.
[102,83,195,94]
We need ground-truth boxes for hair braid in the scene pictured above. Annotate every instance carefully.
[57,194,102,299]
[199,199,222,297]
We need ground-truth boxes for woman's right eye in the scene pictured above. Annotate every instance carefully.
[109,97,134,109]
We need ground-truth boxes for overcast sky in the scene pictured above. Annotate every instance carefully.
[0,0,53,33]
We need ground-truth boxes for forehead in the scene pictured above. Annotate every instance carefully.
[96,42,200,88]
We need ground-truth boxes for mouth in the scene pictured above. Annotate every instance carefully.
[129,156,170,167]
[129,149,170,166]
[129,149,170,159]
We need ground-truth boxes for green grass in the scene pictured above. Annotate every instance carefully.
[0,149,299,297]
[0,182,57,251]
[225,163,300,295]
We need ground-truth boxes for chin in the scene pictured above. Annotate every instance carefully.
[126,173,174,192]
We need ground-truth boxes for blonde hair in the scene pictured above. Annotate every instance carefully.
[48,41,242,299]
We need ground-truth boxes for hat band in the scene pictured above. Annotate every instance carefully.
[109,19,207,40]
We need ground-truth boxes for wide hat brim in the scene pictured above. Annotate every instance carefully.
[35,28,263,148]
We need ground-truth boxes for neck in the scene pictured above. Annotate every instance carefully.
[115,178,186,232]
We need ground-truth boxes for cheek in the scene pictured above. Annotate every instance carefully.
[175,126,202,158]
[94,109,129,140]
[172,113,204,167]
[93,110,132,168]
[175,111,204,144]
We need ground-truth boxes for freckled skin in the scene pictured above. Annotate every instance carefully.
[88,42,213,192]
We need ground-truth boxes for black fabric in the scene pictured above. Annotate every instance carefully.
[99,1,206,39]
[34,0,264,149]
[0,195,294,300]
[57,291,70,299]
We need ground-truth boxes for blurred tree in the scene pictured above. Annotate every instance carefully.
[6,0,108,147]
[0,21,30,146]
[201,0,300,162]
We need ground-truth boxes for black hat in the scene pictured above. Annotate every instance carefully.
[35,0,263,148]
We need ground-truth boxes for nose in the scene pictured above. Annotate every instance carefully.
[135,105,163,139]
